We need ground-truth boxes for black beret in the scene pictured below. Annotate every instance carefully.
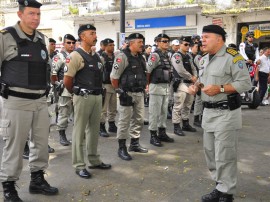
[78,24,96,35]
[18,0,42,8]
[156,33,170,41]
[63,34,76,41]
[202,24,227,37]
[103,38,114,46]
[49,38,56,43]
[127,33,144,40]
[228,43,237,50]
[179,36,192,43]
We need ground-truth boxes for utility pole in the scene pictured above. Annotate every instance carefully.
[119,0,125,49]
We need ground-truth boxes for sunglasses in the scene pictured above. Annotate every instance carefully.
[66,41,76,44]
[160,40,169,43]
[248,36,254,38]
[183,43,190,46]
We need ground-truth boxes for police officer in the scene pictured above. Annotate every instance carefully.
[189,25,251,202]
[146,33,174,147]
[110,33,148,161]
[64,24,111,179]
[193,44,206,127]
[239,31,259,82]
[99,38,118,137]
[51,34,76,146]
[0,0,59,201]
[97,39,105,55]
[49,38,58,59]
[171,36,198,136]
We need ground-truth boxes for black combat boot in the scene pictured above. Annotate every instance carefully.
[108,121,117,133]
[23,141,29,160]
[99,123,109,137]
[167,105,172,119]
[150,130,162,147]
[174,123,185,136]
[59,130,71,146]
[219,193,234,202]
[201,189,220,202]
[118,139,132,161]
[182,119,197,132]
[129,138,148,153]
[158,128,174,142]
[193,115,202,127]
[29,170,58,195]
[2,181,23,202]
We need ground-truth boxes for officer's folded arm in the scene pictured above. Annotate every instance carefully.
[63,75,74,93]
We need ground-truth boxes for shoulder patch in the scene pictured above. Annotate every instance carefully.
[233,55,244,64]
[174,54,181,60]
[226,48,238,56]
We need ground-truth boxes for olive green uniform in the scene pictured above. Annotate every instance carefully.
[65,50,102,169]
[171,51,197,123]
[51,51,73,131]
[110,52,144,140]
[0,23,50,181]
[198,45,251,194]
[146,52,170,130]
[100,55,117,123]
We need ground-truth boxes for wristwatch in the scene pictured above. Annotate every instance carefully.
[220,85,225,93]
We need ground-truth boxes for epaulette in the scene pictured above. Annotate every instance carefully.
[226,48,238,57]
[0,29,8,34]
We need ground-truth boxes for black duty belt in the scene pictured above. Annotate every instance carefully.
[183,80,192,84]
[79,89,102,96]
[203,101,229,110]
[124,88,144,93]
[9,90,46,100]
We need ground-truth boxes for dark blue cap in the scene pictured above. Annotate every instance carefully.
[78,24,96,35]
[18,0,42,8]
[127,33,144,40]
[202,24,227,37]
[64,34,76,41]
[49,38,56,43]
[156,33,170,41]
[103,38,114,46]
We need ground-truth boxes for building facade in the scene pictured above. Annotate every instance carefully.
[0,0,269,50]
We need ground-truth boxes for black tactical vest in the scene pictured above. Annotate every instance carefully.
[244,42,256,61]
[150,49,171,84]
[57,51,68,81]
[74,48,102,91]
[173,52,193,79]
[1,27,49,90]
[101,52,114,84]
[120,48,147,92]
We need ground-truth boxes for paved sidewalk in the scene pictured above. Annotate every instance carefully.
[0,105,270,202]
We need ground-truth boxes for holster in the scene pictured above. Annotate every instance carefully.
[72,86,81,95]
[172,79,181,92]
[0,83,9,99]
[119,92,134,106]
[227,93,241,110]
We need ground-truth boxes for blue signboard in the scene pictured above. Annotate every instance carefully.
[135,16,186,29]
